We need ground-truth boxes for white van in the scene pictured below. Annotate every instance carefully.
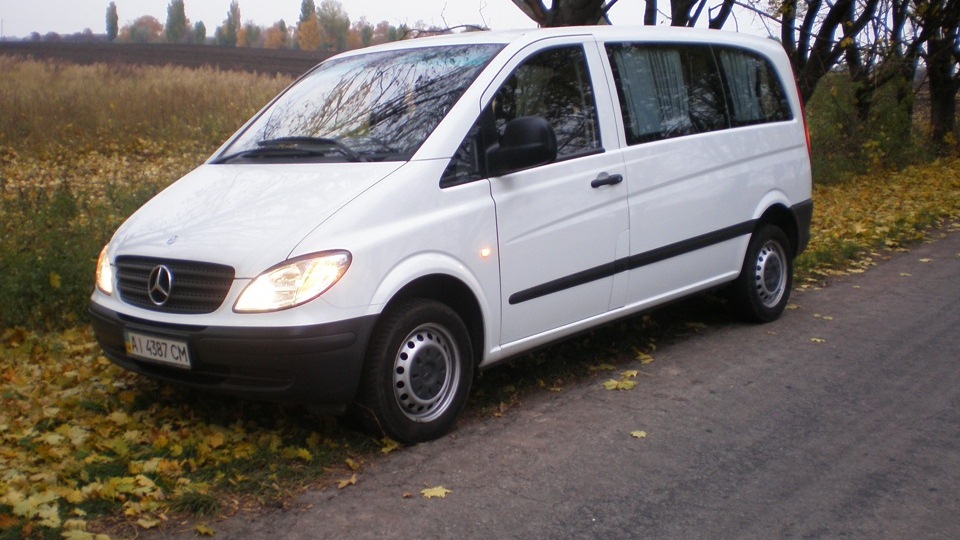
[90,26,812,442]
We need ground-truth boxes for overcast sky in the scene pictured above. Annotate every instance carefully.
[0,0,530,38]
[0,0,775,40]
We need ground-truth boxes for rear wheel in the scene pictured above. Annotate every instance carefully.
[728,224,793,323]
[354,299,473,443]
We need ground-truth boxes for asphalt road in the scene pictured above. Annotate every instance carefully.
[155,227,960,539]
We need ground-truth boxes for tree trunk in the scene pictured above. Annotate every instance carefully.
[927,35,959,151]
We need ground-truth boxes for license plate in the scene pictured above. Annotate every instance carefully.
[124,330,191,369]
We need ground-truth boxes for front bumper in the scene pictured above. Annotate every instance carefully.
[89,302,378,409]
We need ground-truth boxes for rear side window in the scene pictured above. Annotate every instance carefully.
[716,47,792,126]
[606,43,792,146]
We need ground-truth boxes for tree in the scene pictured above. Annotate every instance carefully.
[216,1,242,46]
[298,16,322,51]
[836,0,920,125]
[193,21,207,44]
[121,16,164,43]
[106,2,119,42]
[318,0,350,50]
[299,0,318,24]
[165,0,189,43]
[509,0,734,28]
[350,18,374,48]
[238,21,263,47]
[509,0,610,26]
[666,0,735,27]
[914,0,960,150]
[778,0,882,103]
[263,20,290,49]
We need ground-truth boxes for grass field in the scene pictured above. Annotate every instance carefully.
[1,56,959,539]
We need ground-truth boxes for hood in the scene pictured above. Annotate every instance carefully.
[110,161,403,277]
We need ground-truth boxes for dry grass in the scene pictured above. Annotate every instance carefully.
[0,56,290,157]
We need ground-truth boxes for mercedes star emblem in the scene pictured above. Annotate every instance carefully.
[147,265,174,306]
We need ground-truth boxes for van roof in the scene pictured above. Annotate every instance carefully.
[333,26,783,58]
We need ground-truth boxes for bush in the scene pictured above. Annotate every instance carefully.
[0,149,202,329]
[806,72,929,184]
[0,57,289,330]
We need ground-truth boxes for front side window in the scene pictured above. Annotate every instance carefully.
[492,46,601,158]
[217,44,502,164]
[442,45,601,186]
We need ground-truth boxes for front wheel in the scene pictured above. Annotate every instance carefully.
[727,224,793,323]
[353,299,473,443]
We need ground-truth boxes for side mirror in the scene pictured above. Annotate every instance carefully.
[487,116,557,175]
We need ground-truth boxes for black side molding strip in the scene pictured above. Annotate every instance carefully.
[508,220,756,305]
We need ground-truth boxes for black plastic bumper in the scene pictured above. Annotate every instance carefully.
[89,302,378,409]
[792,198,814,256]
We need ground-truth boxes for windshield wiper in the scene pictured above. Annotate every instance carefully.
[214,136,366,164]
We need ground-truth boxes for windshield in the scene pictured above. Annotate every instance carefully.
[217,43,503,164]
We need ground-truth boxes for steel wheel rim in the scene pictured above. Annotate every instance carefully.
[392,323,460,423]
[754,240,787,308]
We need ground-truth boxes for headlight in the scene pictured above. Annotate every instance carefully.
[234,251,351,313]
[95,245,114,295]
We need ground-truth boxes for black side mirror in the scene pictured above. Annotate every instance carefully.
[487,116,557,175]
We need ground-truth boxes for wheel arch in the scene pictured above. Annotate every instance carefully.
[756,203,801,258]
[381,274,486,370]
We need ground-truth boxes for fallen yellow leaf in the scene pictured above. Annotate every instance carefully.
[337,474,357,490]
[630,431,648,439]
[810,337,826,343]
[195,524,216,536]
[589,363,616,371]
[136,517,161,529]
[635,350,655,364]
[421,486,452,499]
[603,379,638,391]
[380,438,401,455]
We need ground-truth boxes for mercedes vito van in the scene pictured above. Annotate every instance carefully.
[90,26,812,443]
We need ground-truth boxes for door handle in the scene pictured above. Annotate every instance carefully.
[591,174,624,188]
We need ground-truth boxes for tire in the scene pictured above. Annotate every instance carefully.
[353,299,473,443]
[727,224,793,323]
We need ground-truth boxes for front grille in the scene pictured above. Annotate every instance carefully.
[116,256,235,314]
